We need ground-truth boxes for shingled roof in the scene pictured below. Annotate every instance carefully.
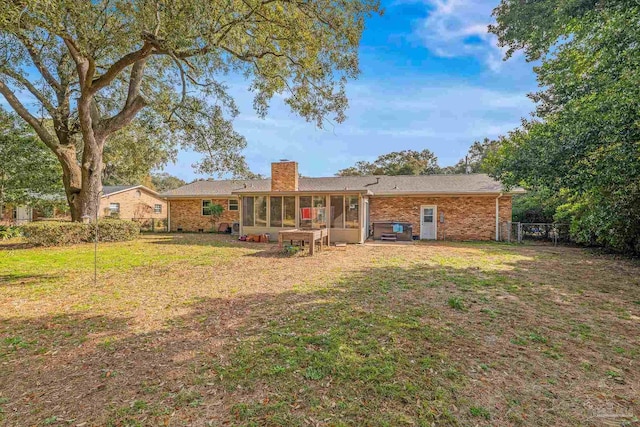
[162,174,522,198]
[102,185,159,197]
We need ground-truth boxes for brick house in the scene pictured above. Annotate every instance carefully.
[100,185,167,220]
[163,161,523,243]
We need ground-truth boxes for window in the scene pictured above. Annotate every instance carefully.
[242,197,254,226]
[345,196,359,229]
[270,196,283,227]
[313,196,326,228]
[330,196,344,228]
[299,196,312,228]
[202,200,211,216]
[154,204,162,214]
[109,203,120,215]
[268,196,296,228]
[423,208,434,223]
[283,196,296,227]
[228,199,239,211]
[255,196,267,227]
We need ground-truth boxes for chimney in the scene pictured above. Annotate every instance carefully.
[271,160,299,191]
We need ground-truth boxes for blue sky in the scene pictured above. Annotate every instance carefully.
[4,0,539,181]
[166,0,539,180]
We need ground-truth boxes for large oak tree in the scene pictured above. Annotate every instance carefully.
[0,0,380,220]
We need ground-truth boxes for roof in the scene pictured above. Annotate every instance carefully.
[162,174,524,198]
[102,185,159,197]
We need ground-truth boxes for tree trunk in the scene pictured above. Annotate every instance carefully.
[54,97,106,222]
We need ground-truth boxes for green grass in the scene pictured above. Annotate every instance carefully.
[0,234,638,426]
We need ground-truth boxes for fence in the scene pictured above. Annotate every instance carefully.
[501,222,571,245]
[130,217,168,232]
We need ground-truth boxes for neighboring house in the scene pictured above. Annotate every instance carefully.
[0,204,33,225]
[0,193,68,225]
[100,185,167,220]
[163,161,524,243]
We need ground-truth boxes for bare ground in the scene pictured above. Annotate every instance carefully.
[0,234,638,426]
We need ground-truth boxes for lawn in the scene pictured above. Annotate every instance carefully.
[0,234,638,426]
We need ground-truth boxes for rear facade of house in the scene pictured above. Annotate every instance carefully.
[163,161,520,243]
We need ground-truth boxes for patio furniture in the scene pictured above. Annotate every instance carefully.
[278,228,329,255]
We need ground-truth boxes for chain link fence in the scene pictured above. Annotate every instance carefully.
[129,218,168,232]
[501,222,572,245]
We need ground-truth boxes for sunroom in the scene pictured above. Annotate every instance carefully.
[234,191,371,244]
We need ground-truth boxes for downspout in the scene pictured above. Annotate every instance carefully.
[167,200,171,232]
[495,193,503,241]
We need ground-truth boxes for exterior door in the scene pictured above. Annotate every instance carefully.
[420,206,437,240]
[13,206,32,224]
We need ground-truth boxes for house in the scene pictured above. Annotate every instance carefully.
[100,185,167,220]
[0,193,68,225]
[162,161,523,243]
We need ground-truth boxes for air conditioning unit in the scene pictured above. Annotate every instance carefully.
[231,222,240,235]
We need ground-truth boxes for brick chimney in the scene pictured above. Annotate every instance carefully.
[271,160,298,191]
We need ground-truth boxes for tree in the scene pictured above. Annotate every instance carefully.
[150,173,186,193]
[442,138,498,174]
[489,1,640,252]
[337,149,440,176]
[0,109,63,213]
[0,0,381,221]
[102,116,177,186]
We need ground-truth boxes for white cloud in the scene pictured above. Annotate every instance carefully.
[411,0,507,71]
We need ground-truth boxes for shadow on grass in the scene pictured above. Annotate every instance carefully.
[0,257,638,426]
[146,232,273,249]
[0,273,63,288]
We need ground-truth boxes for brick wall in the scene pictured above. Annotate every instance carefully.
[169,198,239,232]
[369,195,513,241]
[271,161,298,191]
[100,188,167,220]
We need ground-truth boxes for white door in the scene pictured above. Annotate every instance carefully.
[420,206,437,240]
[14,206,32,224]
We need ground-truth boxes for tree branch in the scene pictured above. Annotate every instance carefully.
[99,96,147,136]
[0,68,57,116]
[90,42,153,93]
[0,79,57,149]
[126,59,147,107]
[15,34,63,92]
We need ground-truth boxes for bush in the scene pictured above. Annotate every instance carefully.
[22,219,139,246]
[0,225,22,240]
[93,219,139,242]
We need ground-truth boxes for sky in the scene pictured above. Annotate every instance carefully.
[4,0,539,181]
[167,0,539,180]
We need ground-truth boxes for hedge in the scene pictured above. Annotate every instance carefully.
[22,219,139,246]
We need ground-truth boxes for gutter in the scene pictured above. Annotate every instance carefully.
[167,201,171,232]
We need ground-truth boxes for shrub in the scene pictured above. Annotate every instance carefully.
[22,219,139,246]
[22,221,90,246]
[93,219,139,242]
[0,225,22,240]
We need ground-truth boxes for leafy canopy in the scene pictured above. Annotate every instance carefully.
[0,0,381,219]
[0,108,63,206]
[337,149,440,176]
[489,0,640,252]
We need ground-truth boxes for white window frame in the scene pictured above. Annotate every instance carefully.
[202,199,211,216]
[154,204,162,214]
[228,199,239,211]
[109,202,120,215]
